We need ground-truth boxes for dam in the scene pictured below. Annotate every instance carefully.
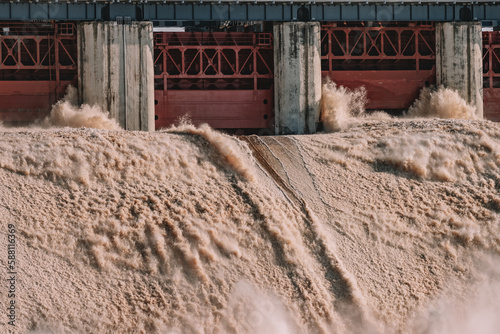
[1,2,500,333]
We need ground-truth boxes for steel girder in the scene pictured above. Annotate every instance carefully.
[0,2,499,22]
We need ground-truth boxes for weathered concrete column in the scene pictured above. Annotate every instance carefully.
[273,22,321,135]
[77,22,154,131]
[436,22,483,118]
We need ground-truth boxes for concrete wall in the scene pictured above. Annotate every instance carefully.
[436,22,483,119]
[77,22,154,131]
[273,22,321,135]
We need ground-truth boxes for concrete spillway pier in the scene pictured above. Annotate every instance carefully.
[77,21,155,131]
[436,22,483,119]
[273,22,322,135]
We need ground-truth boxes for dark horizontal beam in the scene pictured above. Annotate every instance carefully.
[0,3,499,21]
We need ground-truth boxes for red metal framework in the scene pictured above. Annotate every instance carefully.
[0,22,77,122]
[321,23,436,110]
[153,32,274,129]
[483,31,500,122]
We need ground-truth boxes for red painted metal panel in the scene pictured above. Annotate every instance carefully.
[324,70,435,110]
[0,81,71,121]
[321,23,436,110]
[154,32,274,130]
[483,31,500,121]
[484,89,500,122]
[155,89,273,129]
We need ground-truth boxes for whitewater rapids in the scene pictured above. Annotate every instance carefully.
[0,115,499,333]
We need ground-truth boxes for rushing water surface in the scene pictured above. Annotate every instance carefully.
[0,83,499,333]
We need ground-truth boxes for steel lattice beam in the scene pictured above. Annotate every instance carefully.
[483,31,500,122]
[154,32,273,89]
[321,24,436,70]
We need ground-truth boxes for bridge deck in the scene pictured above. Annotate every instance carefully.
[0,1,499,22]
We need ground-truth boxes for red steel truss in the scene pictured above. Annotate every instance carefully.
[0,22,77,122]
[321,23,436,110]
[483,31,500,122]
[153,32,274,130]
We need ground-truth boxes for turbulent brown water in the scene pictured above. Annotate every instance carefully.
[0,85,499,334]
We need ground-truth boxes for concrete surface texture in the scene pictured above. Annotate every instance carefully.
[77,21,155,131]
[436,22,483,119]
[273,22,321,135]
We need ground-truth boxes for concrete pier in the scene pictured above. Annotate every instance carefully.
[77,22,154,131]
[436,22,483,119]
[273,22,321,135]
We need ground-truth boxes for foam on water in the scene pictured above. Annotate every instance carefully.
[41,86,121,130]
[320,81,478,133]
[320,78,368,132]
[406,86,477,120]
